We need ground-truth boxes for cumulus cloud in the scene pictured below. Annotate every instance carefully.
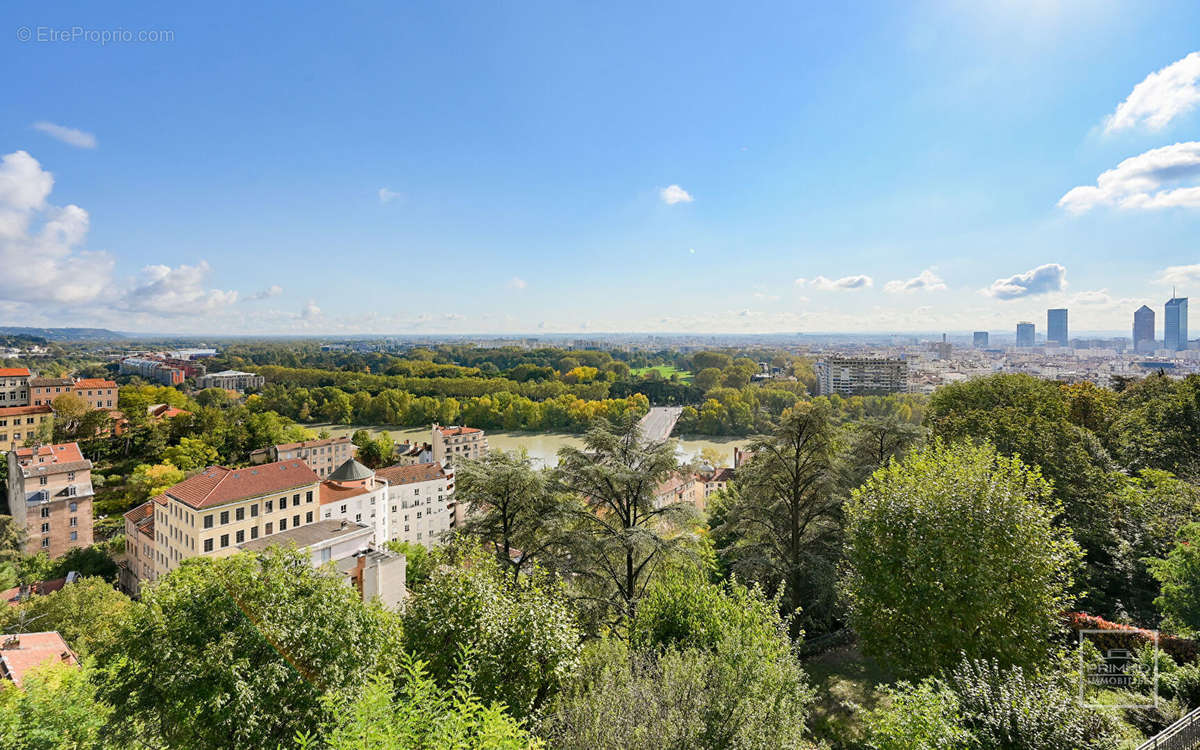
[32,121,97,149]
[1059,142,1200,212]
[378,187,402,204]
[1070,289,1113,305]
[249,284,283,300]
[1105,52,1200,133]
[659,184,693,205]
[1157,264,1200,286]
[0,150,114,305]
[801,274,873,291]
[884,268,947,294]
[300,300,322,320]
[507,276,527,290]
[118,261,239,314]
[982,263,1067,300]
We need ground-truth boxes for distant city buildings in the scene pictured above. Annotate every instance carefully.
[1166,296,1189,351]
[1047,309,1068,346]
[5,443,94,558]
[815,356,909,396]
[972,331,989,348]
[196,370,264,392]
[1016,322,1035,348]
[1134,305,1156,353]
[120,356,186,386]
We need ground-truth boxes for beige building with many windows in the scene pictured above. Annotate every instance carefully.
[0,368,31,407]
[432,424,488,469]
[0,405,54,451]
[120,459,322,595]
[253,436,356,478]
[5,443,94,558]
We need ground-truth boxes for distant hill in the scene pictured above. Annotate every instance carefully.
[0,327,128,342]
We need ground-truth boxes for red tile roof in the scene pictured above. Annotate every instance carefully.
[0,405,54,417]
[276,435,352,452]
[0,368,31,377]
[3,577,69,607]
[438,426,482,436]
[162,460,320,510]
[15,443,84,464]
[319,482,371,505]
[0,632,78,685]
[73,378,117,389]
[376,462,446,486]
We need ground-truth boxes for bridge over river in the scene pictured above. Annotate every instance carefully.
[638,406,683,442]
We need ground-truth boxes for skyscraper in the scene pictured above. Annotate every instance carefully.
[1016,321,1035,347]
[1133,305,1155,353]
[973,331,989,348]
[1047,308,1068,346]
[1165,296,1189,351]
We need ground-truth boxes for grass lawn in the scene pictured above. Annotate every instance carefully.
[804,644,893,748]
[631,365,693,381]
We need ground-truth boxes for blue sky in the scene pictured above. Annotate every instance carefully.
[2,0,1199,335]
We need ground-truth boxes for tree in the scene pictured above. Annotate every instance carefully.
[94,548,403,749]
[860,681,974,750]
[0,662,112,750]
[693,367,724,392]
[553,414,698,634]
[401,550,580,720]
[126,462,185,504]
[162,437,219,473]
[456,451,564,584]
[1109,374,1200,482]
[0,577,132,658]
[844,415,926,486]
[303,656,542,750]
[842,441,1080,678]
[717,402,840,637]
[384,540,435,589]
[1148,523,1200,636]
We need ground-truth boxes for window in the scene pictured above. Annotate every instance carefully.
[236,529,245,544]
[204,514,213,528]
[266,500,273,513]
[340,504,346,513]
[280,497,287,510]
[293,493,300,504]
[265,522,273,535]
[41,523,49,533]
[204,538,213,552]
[69,517,77,527]
[220,534,229,548]
[306,490,313,503]
[355,513,362,523]
[39,476,47,486]
[219,510,230,525]
[69,531,78,542]
[235,507,245,521]
[250,526,258,539]
[40,507,49,518]
[41,538,49,548]
[68,471,75,481]
[306,511,313,523]
[414,488,420,495]
[279,518,287,531]
[293,514,300,527]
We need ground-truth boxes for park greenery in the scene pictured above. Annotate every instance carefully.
[1,338,1199,748]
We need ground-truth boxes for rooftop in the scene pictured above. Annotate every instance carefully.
[160,460,319,510]
[319,481,372,505]
[205,370,257,377]
[327,458,374,483]
[0,631,78,686]
[73,378,117,389]
[0,404,54,417]
[438,425,482,437]
[238,519,373,553]
[0,367,31,378]
[275,435,352,452]
[28,377,74,387]
[376,462,446,486]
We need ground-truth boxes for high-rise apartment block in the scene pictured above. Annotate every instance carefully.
[1016,322,1035,347]
[815,357,908,396]
[1047,308,1068,346]
[1165,296,1189,351]
[972,331,989,348]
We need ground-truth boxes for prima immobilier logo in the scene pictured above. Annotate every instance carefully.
[1078,628,1159,709]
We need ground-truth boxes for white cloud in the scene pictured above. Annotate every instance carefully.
[31,121,97,149]
[982,263,1067,299]
[378,187,402,204]
[301,300,321,320]
[507,276,527,290]
[118,261,239,315]
[1105,52,1200,133]
[1059,142,1200,212]
[884,268,947,294]
[804,274,873,291]
[249,284,283,300]
[1070,289,1112,305]
[1157,264,1200,286]
[660,184,693,205]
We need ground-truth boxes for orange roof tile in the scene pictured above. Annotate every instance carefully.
[438,425,482,436]
[376,462,446,486]
[0,368,31,377]
[15,443,84,464]
[73,378,116,389]
[0,631,78,686]
[162,460,319,510]
[319,482,371,505]
[0,405,54,417]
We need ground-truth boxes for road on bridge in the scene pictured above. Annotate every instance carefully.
[639,406,683,442]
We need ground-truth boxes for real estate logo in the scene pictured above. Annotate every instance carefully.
[1078,629,1158,709]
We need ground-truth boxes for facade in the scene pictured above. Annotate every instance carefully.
[376,462,454,547]
[1016,321,1035,348]
[120,357,185,386]
[72,378,118,411]
[1047,309,1068,347]
[0,368,31,407]
[655,472,706,511]
[1134,305,1156,353]
[432,425,488,468]
[6,443,94,558]
[119,459,322,595]
[0,631,78,685]
[701,467,735,499]
[266,436,356,478]
[815,357,909,396]
[1166,297,1189,352]
[317,459,391,544]
[972,331,989,348]
[28,377,74,406]
[0,405,54,451]
[196,370,265,391]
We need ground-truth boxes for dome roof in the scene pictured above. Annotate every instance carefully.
[327,458,374,483]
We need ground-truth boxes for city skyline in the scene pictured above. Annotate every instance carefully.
[3,2,1200,335]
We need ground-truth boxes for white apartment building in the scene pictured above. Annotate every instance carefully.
[376,462,453,547]
[431,424,487,469]
[815,356,909,396]
[318,459,390,545]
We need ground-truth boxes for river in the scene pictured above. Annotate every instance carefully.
[304,423,752,468]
